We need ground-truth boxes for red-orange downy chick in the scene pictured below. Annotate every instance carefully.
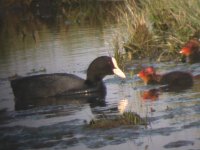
[180,39,200,64]
[138,67,193,91]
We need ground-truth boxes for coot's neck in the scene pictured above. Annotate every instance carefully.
[85,75,104,87]
[146,73,161,84]
[85,59,106,86]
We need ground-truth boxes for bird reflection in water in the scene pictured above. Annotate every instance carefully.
[141,89,160,101]
[118,99,128,114]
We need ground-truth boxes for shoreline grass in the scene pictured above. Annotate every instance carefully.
[113,0,200,62]
[1,0,199,63]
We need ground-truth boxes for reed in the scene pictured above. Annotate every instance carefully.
[114,0,200,62]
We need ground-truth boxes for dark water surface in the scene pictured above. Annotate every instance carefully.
[0,19,200,150]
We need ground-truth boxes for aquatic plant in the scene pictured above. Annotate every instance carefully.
[88,112,147,129]
[114,0,200,62]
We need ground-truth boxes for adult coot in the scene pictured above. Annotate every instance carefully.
[137,67,193,91]
[10,56,126,101]
[180,38,200,64]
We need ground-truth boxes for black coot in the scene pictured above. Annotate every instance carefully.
[10,56,126,101]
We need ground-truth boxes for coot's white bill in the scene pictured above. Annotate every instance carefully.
[112,57,126,78]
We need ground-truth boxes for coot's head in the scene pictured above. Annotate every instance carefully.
[86,56,126,84]
[137,67,156,84]
[180,47,191,56]
[180,39,200,56]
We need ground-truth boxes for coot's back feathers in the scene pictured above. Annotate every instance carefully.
[11,73,86,100]
[159,71,193,90]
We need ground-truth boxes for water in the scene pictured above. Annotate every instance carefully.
[0,18,200,150]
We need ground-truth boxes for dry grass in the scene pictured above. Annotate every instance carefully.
[113,0,200,62]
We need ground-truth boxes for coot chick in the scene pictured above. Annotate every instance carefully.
[10,56,126,100]
[137,67,193,91]
[180,38,200,63]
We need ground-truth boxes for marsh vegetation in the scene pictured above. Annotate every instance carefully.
[1,0,199,59]
[113,0,200,62]
[88,112,147,129]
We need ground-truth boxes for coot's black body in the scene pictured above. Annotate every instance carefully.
[159,71,193,91]
[11,73,106,100]
[10,56,126,103]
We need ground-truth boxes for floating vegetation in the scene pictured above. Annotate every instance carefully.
[88,112,147,129]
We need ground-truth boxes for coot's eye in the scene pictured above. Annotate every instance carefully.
[108,60,112,66]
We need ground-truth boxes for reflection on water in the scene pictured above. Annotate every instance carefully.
[118,99,128,114]
[0,7,200,150]
[140,89,160,101]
